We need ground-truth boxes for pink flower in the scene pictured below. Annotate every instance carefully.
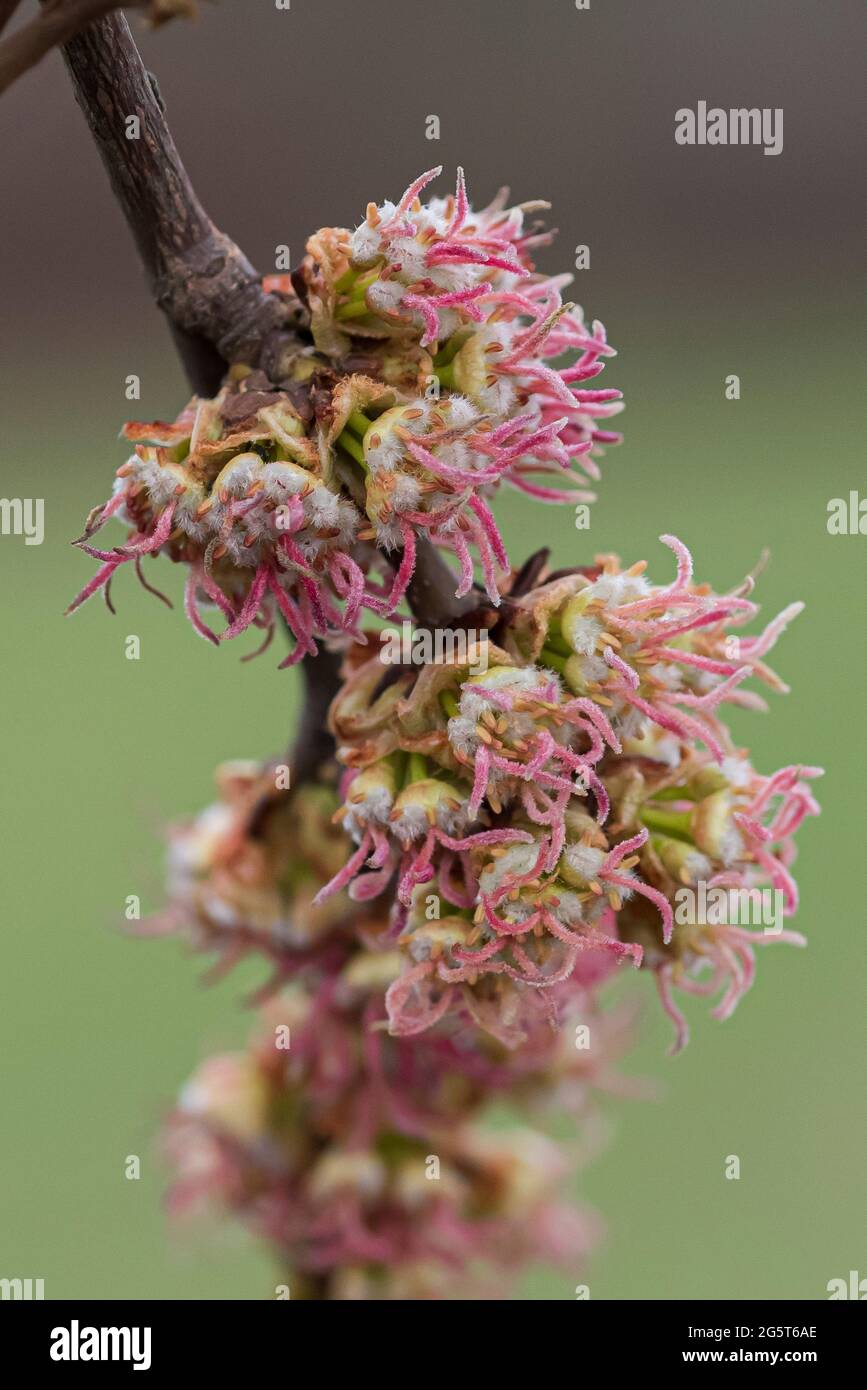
[306,167,623,603]
[507,534,806,759]
[166,966,606,1298]
[72,170,624,632]
[317,535,820,1049]
[640,758,823,1051]
[67,379,386,662]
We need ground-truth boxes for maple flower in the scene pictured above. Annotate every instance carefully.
[319,637,622,911]
[614,752,823,1051]
[66,372,393,662]
[166,966,602,1299]
[332,167,621,452]
[316,528,820,1048]
[63,139,826,1302]
[303,166,623,601]
[504,533,806,757]
[336,393,567,606]
[145,760,365,996]
[71,169,624,633]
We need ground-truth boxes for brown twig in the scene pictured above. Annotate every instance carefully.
[405,536,485,631]
[0,1,190,94]
[45,11,305,394]
[508,547,550,597]
[278,546,488,791]
[289,643,343,788]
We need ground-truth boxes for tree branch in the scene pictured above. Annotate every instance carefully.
[0,1,193,94]
[287,547,491,794]
[288,644,342,788]
[51,11,305,394]
[405,536,487,632]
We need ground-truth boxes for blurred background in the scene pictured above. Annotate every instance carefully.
[0,0,864,1299]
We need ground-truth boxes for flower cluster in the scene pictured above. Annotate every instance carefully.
[502,533,803,756]
[145,761,362,992]
[156,746,643,1297]
[302,166,622,603]
[70,169,621,643]
[154,533,818,1297]
[93,171,823,1301]
[66,373,393,665]
[317,537,821,1051]
[166,953,615,1299]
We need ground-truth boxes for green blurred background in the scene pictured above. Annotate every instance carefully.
[0,0,863,1299]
